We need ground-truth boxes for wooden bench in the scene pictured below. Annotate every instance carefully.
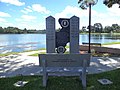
[38,53,91,89]
[82,42,101,47]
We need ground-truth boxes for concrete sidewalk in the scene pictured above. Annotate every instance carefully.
[103,44,120,49]
[0,51,120,77]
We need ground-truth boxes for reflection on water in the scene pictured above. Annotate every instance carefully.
[0,34,46,53]
[0,42,40,54]
[104,34,120,39]
[0,34,120,53]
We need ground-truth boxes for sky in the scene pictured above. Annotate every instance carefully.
[0,0,120,30]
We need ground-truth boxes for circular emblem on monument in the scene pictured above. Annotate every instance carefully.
[61,20,69,28]
[57,46,66,53]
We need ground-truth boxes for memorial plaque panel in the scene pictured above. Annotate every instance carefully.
[46,16,55,53]
[70,16,79,53]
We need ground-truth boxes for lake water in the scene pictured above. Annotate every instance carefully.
[0,34,120,53]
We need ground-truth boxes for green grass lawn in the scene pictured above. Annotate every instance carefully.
[0,52,19,57]
[102,42,120,45]
[24,48,46,52]
[0,68,120,90]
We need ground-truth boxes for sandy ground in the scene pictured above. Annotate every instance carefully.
[0,45,120,77]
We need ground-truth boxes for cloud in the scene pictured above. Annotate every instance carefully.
[21,6,33,14]
[54,6,94,19]
[14,18,44,29]
[15,22,45,30]
[107,4,120,16]
[0,18,7,22]
[0,18,14,28]
[21,4,50,14]
[91,4,120,27]
[21,15,36,21]
[0,0,25,6]
[0,12,11,26]
[54,5,120,29]
[32,4,50,14]
[55,6,80,19]
[0,11,11,17]
[54,6,90,28]
[15,15,36,24]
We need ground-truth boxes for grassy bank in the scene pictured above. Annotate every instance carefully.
[0,52,19,57]
[0,48,46,57]
[82,33,120,35]
[102,42,120,45]
[0,68,120,90]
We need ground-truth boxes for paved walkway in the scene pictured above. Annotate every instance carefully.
[0,50,120,78]
[103,44,120,49]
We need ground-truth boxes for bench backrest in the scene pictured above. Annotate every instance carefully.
[82,42,101,46]
[39,53,91,67]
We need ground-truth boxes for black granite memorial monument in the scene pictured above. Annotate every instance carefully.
[56,18,70,53]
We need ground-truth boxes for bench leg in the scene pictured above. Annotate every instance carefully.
[79,71,82,80]
[43,59,47,87]
[82,60,87,89]
[82,70,86,89]
[43,72,47,87]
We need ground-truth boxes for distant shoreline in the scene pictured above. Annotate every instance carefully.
[0,33,120,35]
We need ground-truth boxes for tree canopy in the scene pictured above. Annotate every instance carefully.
[78,0,120,8]
[103,0,120,8]
[0,26,46,34]
[81,23,120,33]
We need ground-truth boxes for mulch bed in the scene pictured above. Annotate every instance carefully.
[80,50,120,57]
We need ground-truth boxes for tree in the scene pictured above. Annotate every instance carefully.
[103,0,120,8]
[90,26,95,32]
[112,24,120,33]
[4,27,12,33]
[23,28,28,33]
[94,23,103,33]
[104,26,113,33]
[3,27,21,34]
[0,27,4,33]
[81,26,87,32]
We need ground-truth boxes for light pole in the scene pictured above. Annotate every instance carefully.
[78,0,98,53]
[88,3,91,53]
